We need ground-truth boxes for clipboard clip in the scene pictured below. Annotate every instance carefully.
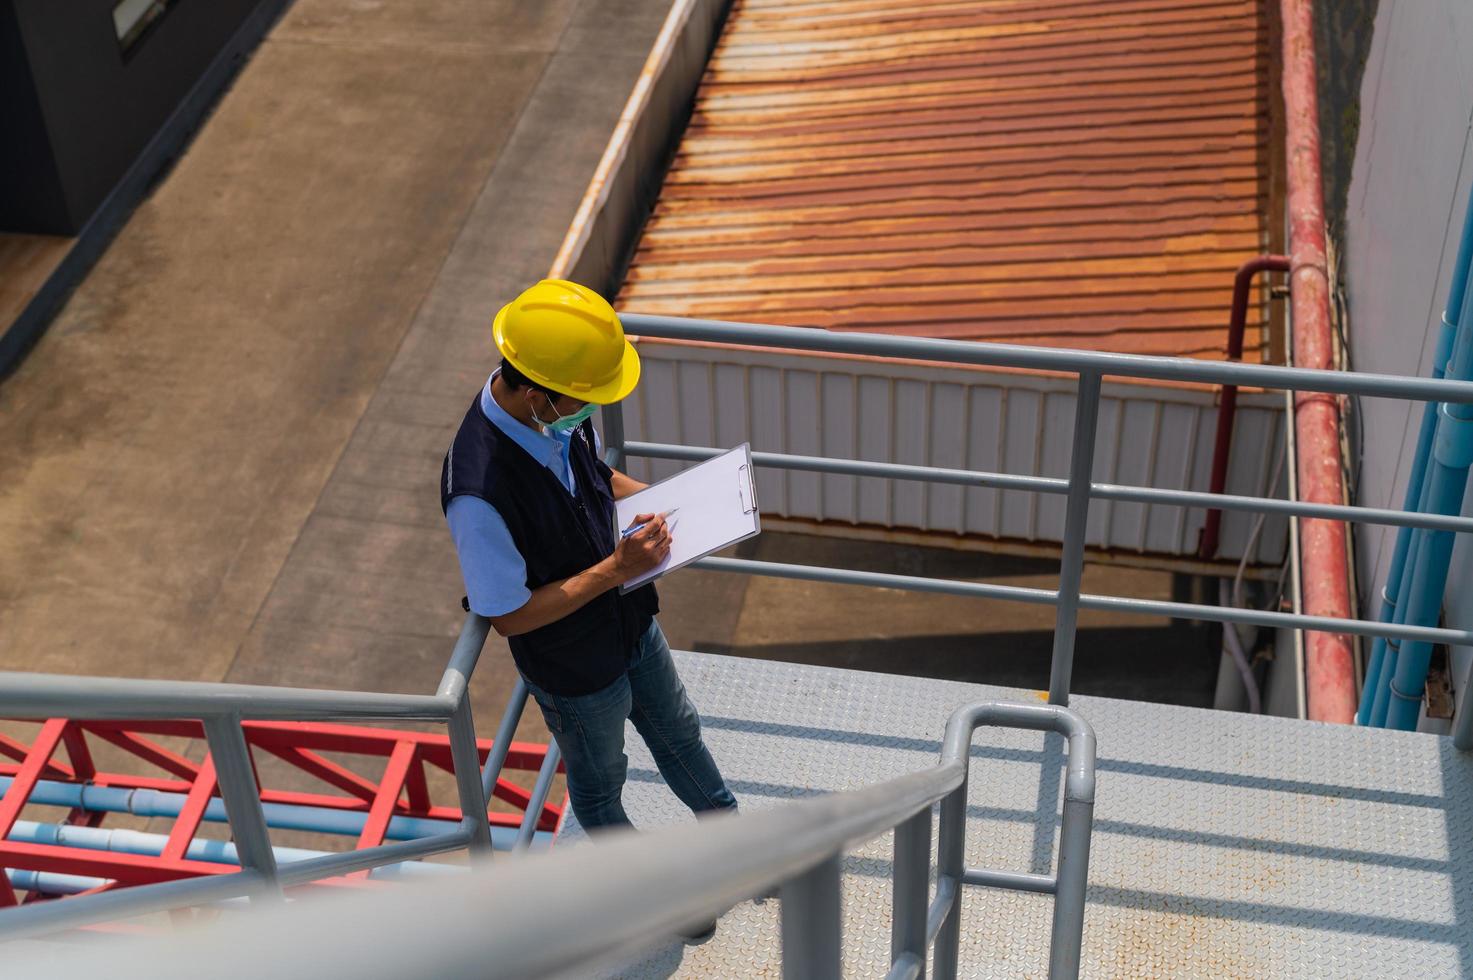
[737,463,758,514]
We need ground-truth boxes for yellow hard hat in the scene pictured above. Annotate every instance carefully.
[491,279,640,405]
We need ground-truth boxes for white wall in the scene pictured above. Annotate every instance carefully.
[622,343,1288,563]
[1344,0,1473,728]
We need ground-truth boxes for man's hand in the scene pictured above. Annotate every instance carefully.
[614,512,672,580]
[489,512,673,638]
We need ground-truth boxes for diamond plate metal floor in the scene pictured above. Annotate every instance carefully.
[562,651,1473,979]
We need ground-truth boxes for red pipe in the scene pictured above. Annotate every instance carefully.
[1200,254,1291,561]
[1280,0,1356,724]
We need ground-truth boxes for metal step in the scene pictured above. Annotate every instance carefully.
[573,651,1472,978]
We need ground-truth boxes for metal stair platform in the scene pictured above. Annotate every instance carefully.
[567,651,1473,978]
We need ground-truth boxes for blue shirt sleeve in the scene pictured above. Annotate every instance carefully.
[445,495,532,617]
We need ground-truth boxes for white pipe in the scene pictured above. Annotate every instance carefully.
[3,819,465,892]
[1219,579,1263,714]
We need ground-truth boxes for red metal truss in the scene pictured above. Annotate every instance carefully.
[0,717,566,902]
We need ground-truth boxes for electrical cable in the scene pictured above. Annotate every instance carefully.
[1219,446,1287,714]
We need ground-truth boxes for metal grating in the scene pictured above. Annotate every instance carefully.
[572,651,1473,978]
[620,0,1272,362]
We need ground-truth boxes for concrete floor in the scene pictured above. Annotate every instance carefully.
[0,0,677,734]
[0,0,684,848]
[0,0,1221,855]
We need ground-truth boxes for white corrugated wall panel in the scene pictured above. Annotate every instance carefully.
[785,369,823,519]
[615,344,1287,566]
[962,385,1005,538]
[892,379,929,528]
[855,375,891,526]
[1000,388,1042,540]
[929,382,968,534]
[818,372,858,524]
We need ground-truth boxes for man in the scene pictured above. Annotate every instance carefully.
[441,278,738,838]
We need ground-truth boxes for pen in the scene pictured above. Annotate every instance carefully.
[621,508,679,539]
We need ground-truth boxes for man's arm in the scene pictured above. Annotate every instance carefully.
[489,512,671,637]
[610,468,646,500]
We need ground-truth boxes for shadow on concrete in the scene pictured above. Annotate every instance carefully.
[664,530,1223,707]
[697,621,1218,708]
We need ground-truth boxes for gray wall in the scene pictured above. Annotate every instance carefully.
[1,0,275,233]
[1344,0,1473,727]
[1314,0,1379,253]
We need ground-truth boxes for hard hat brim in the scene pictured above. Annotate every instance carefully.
[493,302,642,405]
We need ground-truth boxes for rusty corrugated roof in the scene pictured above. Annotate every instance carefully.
[618,0,1270,361]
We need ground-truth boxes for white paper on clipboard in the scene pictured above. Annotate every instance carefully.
[616,444,760,592]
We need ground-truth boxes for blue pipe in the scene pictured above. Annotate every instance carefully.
[0,776,551,850]
[1384,366,1473,728]
[4,819,461,880]
[6,868,105,896]
[5,812,548,897]
[1358,317,1457,723]
[1363,187,1473,727]
[1369,463,1443,727]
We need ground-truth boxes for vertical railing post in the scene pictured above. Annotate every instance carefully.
[481,676,530,800]
[780,854,843,980]
[514,740,561,851]
[1048,371,1103,705]
[202,715,279,900]
[1456,671,1473,750]
[449,699,494,854]
[891,808,932,979]
[601,400,627,470]
[1047,724,1097,980]
[931,780,968,980]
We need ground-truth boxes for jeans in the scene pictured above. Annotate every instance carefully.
[524,620,737,831]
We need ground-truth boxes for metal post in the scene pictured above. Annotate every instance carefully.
[931,783,968,980]
[602,400,628,470]
[1455,659,1473,750]
[1048,797,1094,979]
[780,854,843,980]
[437,613,490,705]
[515,740,561,850]
[891,808,932,979]
[482,677,529,799]
[202,716,279,899]
[448,699,494,854]
[1049,371,1103,705]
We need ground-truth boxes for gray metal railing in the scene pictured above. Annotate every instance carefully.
[6,700,1097,980]
[8,311,1473,971]
[0,613,562,942]
[613,313,1473,728]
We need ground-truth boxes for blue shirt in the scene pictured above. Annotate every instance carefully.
[445,375,598,617]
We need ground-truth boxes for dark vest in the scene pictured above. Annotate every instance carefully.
[441,397,659,696]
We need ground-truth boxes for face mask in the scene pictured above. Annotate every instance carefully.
[536,397,597,432]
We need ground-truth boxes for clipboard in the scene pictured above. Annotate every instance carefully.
[615,444,761,592]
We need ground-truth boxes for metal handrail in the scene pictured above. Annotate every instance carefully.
[11,315,1473,954]
[613,312,1473,726]
[0,673,456,722]
[0,613,557,941]
[7,700,1098,980]
[625,442,1473,540]
[620,313,1473,403]
[694,557,1473,649]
